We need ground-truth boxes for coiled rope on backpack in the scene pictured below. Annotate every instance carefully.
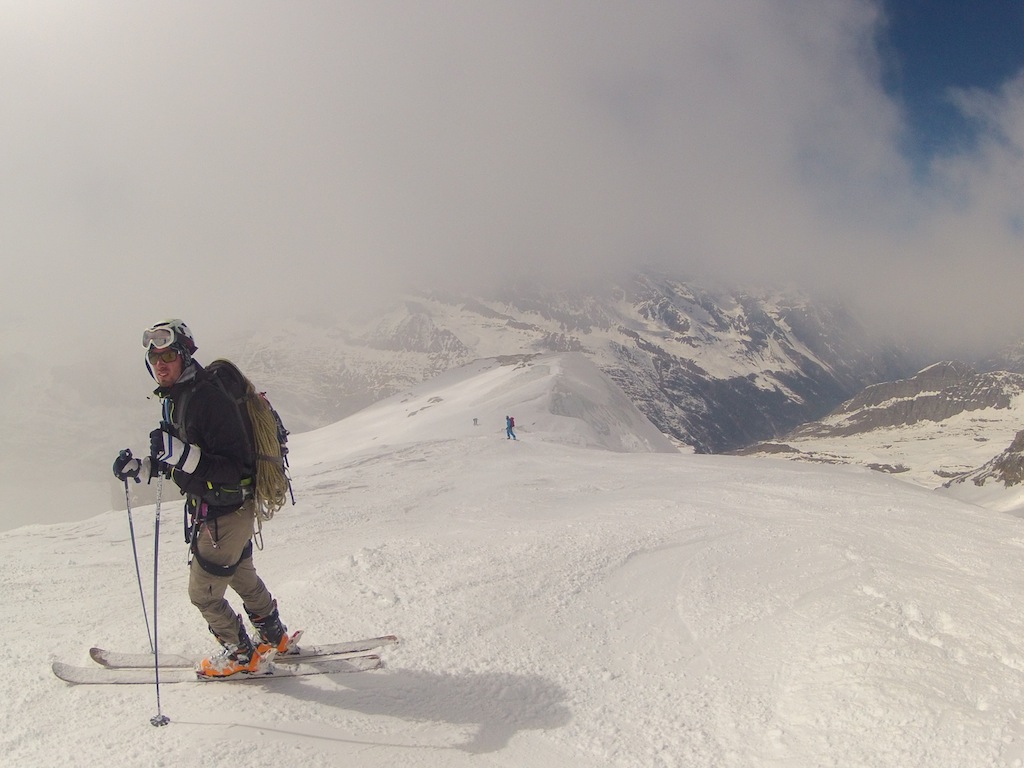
[245,384,289,522]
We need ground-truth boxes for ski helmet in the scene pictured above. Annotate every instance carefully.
[143,319,197,378]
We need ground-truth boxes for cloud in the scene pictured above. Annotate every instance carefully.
[1,0,1022,362]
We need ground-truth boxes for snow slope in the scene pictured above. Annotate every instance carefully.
[7,353,1024,767]
[298,353,679,461]
[739,363,1024,514]
[749,392,1024,489]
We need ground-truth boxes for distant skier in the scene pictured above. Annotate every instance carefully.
[506,415,517,440]
[111,319,294,678]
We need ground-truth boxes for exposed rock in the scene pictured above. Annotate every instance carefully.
[948,429,1024,488]
[738,361,1024,490]
[790,362,1022,438]
[238,272,919,451]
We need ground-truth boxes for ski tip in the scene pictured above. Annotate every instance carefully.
[88,647,108,666]
[51,661,82,684]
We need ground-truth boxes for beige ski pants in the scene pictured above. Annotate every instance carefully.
[187,501,276,647]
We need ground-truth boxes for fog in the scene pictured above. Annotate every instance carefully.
[2,1,1023,528]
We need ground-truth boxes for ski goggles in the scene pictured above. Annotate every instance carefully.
[142,326,176,350]
[147,348,181,365]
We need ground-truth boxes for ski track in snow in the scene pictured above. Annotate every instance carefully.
[6,354,1024,767]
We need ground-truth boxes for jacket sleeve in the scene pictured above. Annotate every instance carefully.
[169,383,251,496]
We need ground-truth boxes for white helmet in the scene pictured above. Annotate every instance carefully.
[142,319,197,355]
[143,319,198,378]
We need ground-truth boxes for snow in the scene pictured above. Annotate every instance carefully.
[748,384,1024,507]
[7,353,1024,767]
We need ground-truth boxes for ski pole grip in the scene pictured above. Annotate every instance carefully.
[147,429,161,485]
[117,449,143,485]
[147,421,172,484]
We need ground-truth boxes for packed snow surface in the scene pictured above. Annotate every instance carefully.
[7,354,1024,767]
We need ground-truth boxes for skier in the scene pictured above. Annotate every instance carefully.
[506,415,517,440]
[112,320,294,677]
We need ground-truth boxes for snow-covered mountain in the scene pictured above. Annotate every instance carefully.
[11,351,1024,767]
[739,361,1024,506]
[944,428,1024,512]
[300,352,680,457]
[236,274,918,453]
[0,272,933,530]
[980,339,1024,374]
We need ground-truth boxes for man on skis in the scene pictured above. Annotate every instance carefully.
[112,319,294,677]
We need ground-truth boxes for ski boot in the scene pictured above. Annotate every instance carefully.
[248,601,300,656]
[197,617,270,678]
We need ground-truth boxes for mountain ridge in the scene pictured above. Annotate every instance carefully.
[238,273,920,454]
[739,361,1024,508]
[0,271,981,529]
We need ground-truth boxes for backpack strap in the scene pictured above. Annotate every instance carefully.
[173,386,193,443]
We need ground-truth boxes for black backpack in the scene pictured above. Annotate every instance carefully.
[202,359,293,520]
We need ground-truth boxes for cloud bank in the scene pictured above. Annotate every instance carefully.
[1,0,1023,362]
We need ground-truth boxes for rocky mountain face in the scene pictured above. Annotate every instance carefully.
[980,341,1024,374]
[238,273,919,453]
[738,361,1024,490]
[785,361,1024,438]
[949,429,1024,490]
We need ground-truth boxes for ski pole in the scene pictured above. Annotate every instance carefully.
[149,451,170,727]
[122,470,154,653]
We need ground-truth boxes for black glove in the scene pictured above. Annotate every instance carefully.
[112,449,142,482]
[149,425,202,475]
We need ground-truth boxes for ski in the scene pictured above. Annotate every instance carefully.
[52,654,382,685]
[89,634,399,669]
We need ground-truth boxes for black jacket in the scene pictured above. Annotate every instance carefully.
[155,362,254,517]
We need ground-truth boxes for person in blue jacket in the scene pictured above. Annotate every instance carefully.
[506,415,517,440]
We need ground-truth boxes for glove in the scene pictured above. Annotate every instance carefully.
[149,426,202,475]
[112,449,142,482]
